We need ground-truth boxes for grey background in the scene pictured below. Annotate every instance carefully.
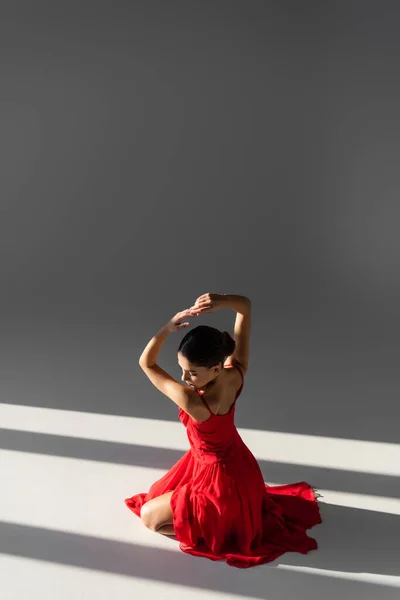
[1,0,399,440]
[1,2,400,597]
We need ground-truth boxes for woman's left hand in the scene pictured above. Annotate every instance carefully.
[167,309,198,333]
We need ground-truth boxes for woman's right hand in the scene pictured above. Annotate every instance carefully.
[190,293,224,315]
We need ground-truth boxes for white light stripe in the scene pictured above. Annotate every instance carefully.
[0,556,239,600]
[2,451,400,523]
[2,451,400,590]
[0,402,188,447]
[0,451,177,547]
[239,429,400,477]
[1,403,399,476]
[276,564,400,587]
[309,488,400,514]
[1,555,399,592]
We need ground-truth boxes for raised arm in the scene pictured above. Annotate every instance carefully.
[220,294,251,374]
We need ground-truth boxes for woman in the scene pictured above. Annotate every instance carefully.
[125,293,322,568]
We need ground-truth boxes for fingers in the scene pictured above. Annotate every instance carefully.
[194,299,210,307]
[191,294,213,313]
[194,294,210,306]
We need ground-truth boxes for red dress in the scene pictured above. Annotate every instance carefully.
[125,364,322,568]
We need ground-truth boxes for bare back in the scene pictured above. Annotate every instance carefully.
[189,363,244,423]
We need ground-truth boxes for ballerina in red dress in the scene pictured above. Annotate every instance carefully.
[125,293,322,568]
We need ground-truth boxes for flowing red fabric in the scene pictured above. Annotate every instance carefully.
[125,364,322,568]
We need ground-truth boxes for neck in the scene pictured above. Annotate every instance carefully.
[202,372,221,391]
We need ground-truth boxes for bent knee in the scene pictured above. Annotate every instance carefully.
[140,502,157,531]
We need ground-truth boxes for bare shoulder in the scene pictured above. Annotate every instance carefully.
[224,358,247,379]
[185,366,243,422]
[184,389,210,422]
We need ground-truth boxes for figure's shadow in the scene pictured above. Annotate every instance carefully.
[271,500,400,575]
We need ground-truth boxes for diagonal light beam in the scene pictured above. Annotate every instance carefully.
[1,403,399,476]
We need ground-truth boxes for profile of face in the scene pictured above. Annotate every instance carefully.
[177,352,221,389]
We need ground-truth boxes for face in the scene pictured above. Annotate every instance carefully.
[177,352,221,388]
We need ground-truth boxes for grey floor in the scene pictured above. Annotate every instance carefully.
[1,324,400,600]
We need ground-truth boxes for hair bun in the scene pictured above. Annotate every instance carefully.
[221,331,229,350]
[221,331,236,357]
[178,325,235,369]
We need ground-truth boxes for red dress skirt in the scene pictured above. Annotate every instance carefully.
[125,364,322,568]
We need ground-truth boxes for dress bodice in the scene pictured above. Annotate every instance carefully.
[178,364,244,464]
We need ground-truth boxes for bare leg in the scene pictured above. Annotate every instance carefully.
[141,492,177,539]
[156,523,177,540]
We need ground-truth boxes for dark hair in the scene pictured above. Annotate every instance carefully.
[177,325,236,369]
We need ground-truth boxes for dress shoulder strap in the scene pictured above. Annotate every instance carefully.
[195,388,213,415]
[225,363,244,398]
[195,365,244,416]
